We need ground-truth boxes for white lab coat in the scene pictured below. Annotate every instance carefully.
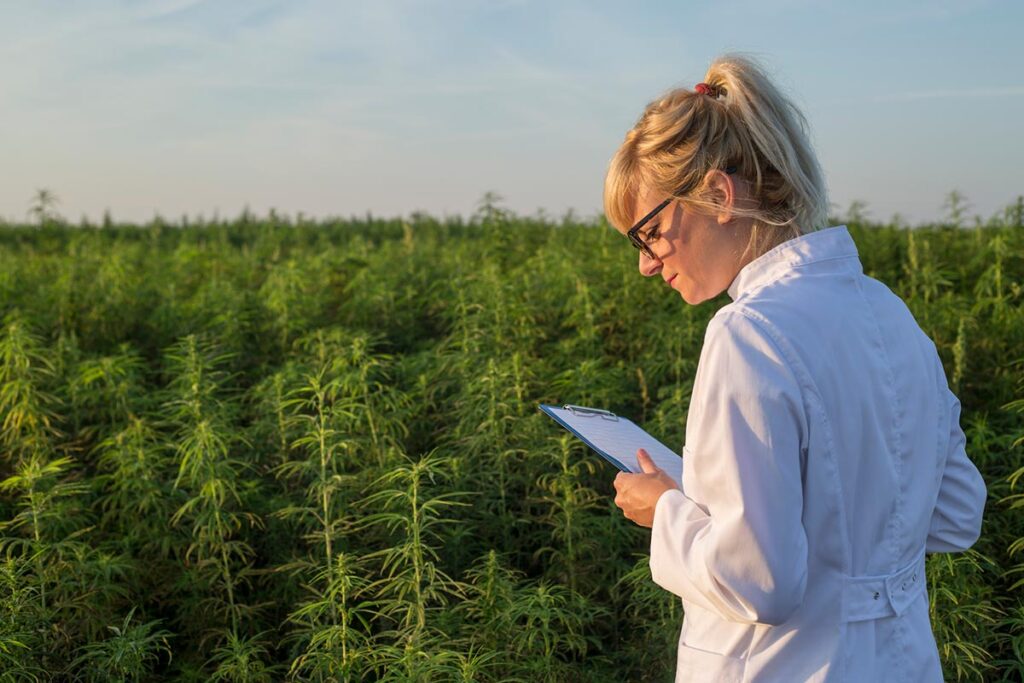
[649,225,987,682]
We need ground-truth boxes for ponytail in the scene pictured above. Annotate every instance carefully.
[604,54,829,258]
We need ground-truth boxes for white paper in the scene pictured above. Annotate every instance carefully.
[541,404,682,487]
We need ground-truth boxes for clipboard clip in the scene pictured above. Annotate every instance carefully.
[563,404,619,421]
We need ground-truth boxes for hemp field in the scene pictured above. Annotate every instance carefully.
[0,205,1021,681]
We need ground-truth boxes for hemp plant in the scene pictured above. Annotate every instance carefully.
[271,358,371,679]
[66,344,148,442]
[927,550,1002,680]
[285,552,374,681]
[611,554,682,679]
[295,328,408,468]
[505,580,602,683]
[162,334,263,659]
[247,368,300,472]
[0,314,95,667]
[456,550,523,658]
[531,434,602,594]
[94,415,177,559]
[0,556,46,680]
[448,353,534,553]
[359,452,470,659]
[0,314,61,470]
[67,607,173,682]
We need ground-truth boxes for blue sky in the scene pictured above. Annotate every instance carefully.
[2,0,1022,224]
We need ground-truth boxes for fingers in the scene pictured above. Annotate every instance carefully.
[636,448,660,474]
[613,474,631,513]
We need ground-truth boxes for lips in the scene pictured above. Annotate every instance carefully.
[666,274,677,285]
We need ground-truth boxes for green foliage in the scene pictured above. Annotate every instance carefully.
[927,551,1003,680]
[360,451,470,641]
[0,209,1021,679]
[0,557,46,680]
[69,607,173,682]
[206,630,281,683]
[0,315,61,462]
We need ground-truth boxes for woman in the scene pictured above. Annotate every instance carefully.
[608,55,987,682]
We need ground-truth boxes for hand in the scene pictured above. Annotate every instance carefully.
[613,449,680,528]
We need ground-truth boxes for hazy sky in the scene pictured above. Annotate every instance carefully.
[2,0,1022,225]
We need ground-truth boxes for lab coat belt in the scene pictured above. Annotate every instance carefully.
[842,548,927,623]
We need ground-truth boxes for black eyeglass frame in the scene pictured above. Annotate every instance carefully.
[626,165,737,260]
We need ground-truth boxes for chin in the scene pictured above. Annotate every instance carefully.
[679,289,705,305]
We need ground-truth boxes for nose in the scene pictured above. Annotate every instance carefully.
[639,250,662,277]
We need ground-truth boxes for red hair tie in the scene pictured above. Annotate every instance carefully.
[694,82,717,97]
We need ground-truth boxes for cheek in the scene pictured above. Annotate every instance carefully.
[673,259,711,304]
[670,249,701,282]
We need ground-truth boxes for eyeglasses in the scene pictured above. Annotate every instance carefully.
[626,198,672,260]
[626,166,737,260]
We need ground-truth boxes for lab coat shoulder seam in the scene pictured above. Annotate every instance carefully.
[714,306,816,426]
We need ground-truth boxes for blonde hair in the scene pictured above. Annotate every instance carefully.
[604,54,828,259]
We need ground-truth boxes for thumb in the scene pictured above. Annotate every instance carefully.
[637,448,660,474]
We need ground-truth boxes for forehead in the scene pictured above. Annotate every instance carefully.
[631,186,667,227]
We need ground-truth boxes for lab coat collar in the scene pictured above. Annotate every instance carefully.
[727,225,859,301]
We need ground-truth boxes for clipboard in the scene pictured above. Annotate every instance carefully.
[539,403,682,487]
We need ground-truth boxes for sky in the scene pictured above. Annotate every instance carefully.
[2,0,1022,225]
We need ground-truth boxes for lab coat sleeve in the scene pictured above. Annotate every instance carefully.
[925,384,987,553]
[650,310,809,626]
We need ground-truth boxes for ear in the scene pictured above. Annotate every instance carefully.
[703,169,736,225]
